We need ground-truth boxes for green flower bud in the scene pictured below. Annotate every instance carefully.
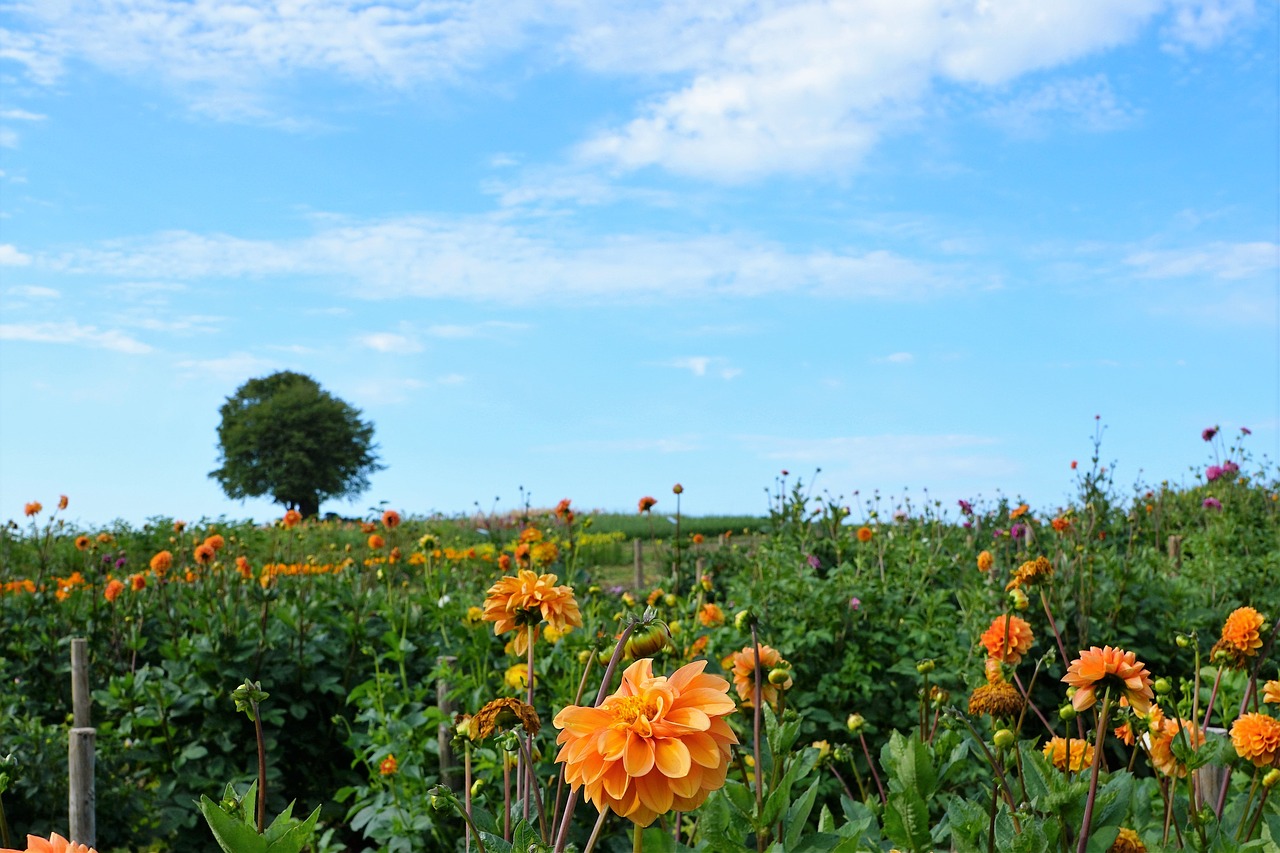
[1175,634,1191,648]
[1059,704,1077,721]
[993,729,1015,750]
[768,667,792,686]
[916,659,935,674]
[1263,769,1280,789]
[1154,678,1172,695]
[846,713,865,734]
[663,593,678,608]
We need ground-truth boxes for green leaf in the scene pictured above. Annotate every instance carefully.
[883,789,931,853]
[881,730,937,800]
[783,777,822,850]
[200,795,267,853]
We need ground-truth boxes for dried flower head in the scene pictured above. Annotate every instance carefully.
[472,697,540,740]
[1005,556,1054,590]
[1108,827,1147,853]
[968,680,1024,719]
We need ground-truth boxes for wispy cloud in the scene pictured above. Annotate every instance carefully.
[5,284,58,298]
[0,320,151,354]
[985,75,1136,137]
[1124,241,1278,280]
[425,321,529,339]
[659,356,742,380]
[175,352,278,382]
[0,244,32,266]
[356,331,423,354]
[535,436,702,454]
[873,352,914,365]
[45,216,964,303]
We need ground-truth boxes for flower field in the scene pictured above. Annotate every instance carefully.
[2,431,1279,852]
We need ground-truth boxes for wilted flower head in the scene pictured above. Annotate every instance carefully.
[553,658,737,827]
[58,495,68,510]
[472,697,540,740]
[1202,426,1219,441]
[638,496,657,513]
[23,501,41,517]
[1006,555,1054,591]
[957,499,973,516]
[1108,827,1147,853]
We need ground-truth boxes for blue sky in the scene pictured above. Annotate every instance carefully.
[1,1,1276,528]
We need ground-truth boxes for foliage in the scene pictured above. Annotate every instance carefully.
[209,371,384,518]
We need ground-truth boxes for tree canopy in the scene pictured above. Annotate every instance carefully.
[209,371,384,518]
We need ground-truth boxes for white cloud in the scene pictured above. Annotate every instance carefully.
[346,377,428,405]
[47,215,963,303]
[0,244,32,266]
[660,356,741,379]
[0,128,18,148]
[0,320,151,353]
[985,75,1135,136]
[175,352,278,382]
[1124,241,1278,280]
[535,436,702,454]
[5,284,58,298]
[579,1,1170,180]
[1163,0,1256,50]
[424,321,529,339]
[0,108,45,121]
[874,352,914,364]
[357,331,423,354]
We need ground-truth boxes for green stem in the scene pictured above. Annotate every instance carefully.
[1075,688,1111,853]
[253,701,267,835]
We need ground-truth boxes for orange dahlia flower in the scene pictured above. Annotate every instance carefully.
[1042,736,1093,772]
[1062,645,1154,714]
[1109,827,1147,853]
[856,526,873,543]
[1264,680,1280,704]
[554,658,737,827]
[638,496,657,513]
[24,501,41,517]
[1230,712,1280,766]
[204,534,225,551]
[379,754,398,776]
[282,509,302,529]
[367,534,385,550]
[699,603,725,627]
[481,569,582,655]
[1147,714,1205,778]
[979,614,1035,665]
[150,550,173,574]
[382,509,401,529]
[1005,555,1053,590]
[1220,606,1265,658]
[976,550,994,572]
[1,832,98,853]
[193,544,215,565]
[731,644,791,707]
[58,495,68,510]
[129,573,146,591]
[74,536,90,551]
[103,579,125,603]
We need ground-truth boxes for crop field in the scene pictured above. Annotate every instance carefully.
[2,435,1278,853]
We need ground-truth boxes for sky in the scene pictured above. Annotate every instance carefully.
[0,0,1277,529]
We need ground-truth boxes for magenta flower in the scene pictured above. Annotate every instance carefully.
[957,499,974,516]
[1202,426,1219,442]
[807,554,821,570]
[1203,497,1222,511]
[848,596,861,611]
[1206,465,1223,482]
[1223,460,1239,475]
[1010,523,1026,540]
[1241,427,1252,436]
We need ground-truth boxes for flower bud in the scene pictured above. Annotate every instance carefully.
[470,777,486,796]
[1175,634,1191,648]
[577,650,593,665]
[1009,588,1029,610]
[1154,678,1172,695]
[916,659,935,674]
[846,713,865,734]
[663,593,678,608]
[625,624,670,659]
[1263,769,1280,789]
[993,729,1015,750]
[673,483,684,494]
[768,667,792,686]
[734,609,754,631]
[1059,704,1077,721]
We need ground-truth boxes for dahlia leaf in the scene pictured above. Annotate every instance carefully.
[883,789,931,853]
[782,777,821,850]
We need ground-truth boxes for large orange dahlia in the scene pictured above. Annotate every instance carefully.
[1062,645,1154,714]
[0,833,98,853]
[1148,716,1204,778]
[979,614,1035,665]
[1264,680,1280,705]
[554,658,737,826]
[1220,606,1265,658]
[1230,712,1280,766]
[731,644,791,707]
[482,569,582,655]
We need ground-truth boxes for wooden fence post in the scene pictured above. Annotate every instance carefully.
[437,656,458,788]
[1167,535,1183,572]
[633,539,644,590]
[69,638,95,848]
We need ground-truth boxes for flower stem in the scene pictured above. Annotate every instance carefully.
[1075,687,1111,853]
[750,623,765,851]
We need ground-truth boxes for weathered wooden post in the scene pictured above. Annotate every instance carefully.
[436,656,458,788]
[1167,535,1183,572]
[633,539,644,589]
[69,638,95,848]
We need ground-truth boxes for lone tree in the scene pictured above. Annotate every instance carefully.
[209,371,384,518]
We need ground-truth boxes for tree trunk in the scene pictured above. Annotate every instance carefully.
[299,494,320,518]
